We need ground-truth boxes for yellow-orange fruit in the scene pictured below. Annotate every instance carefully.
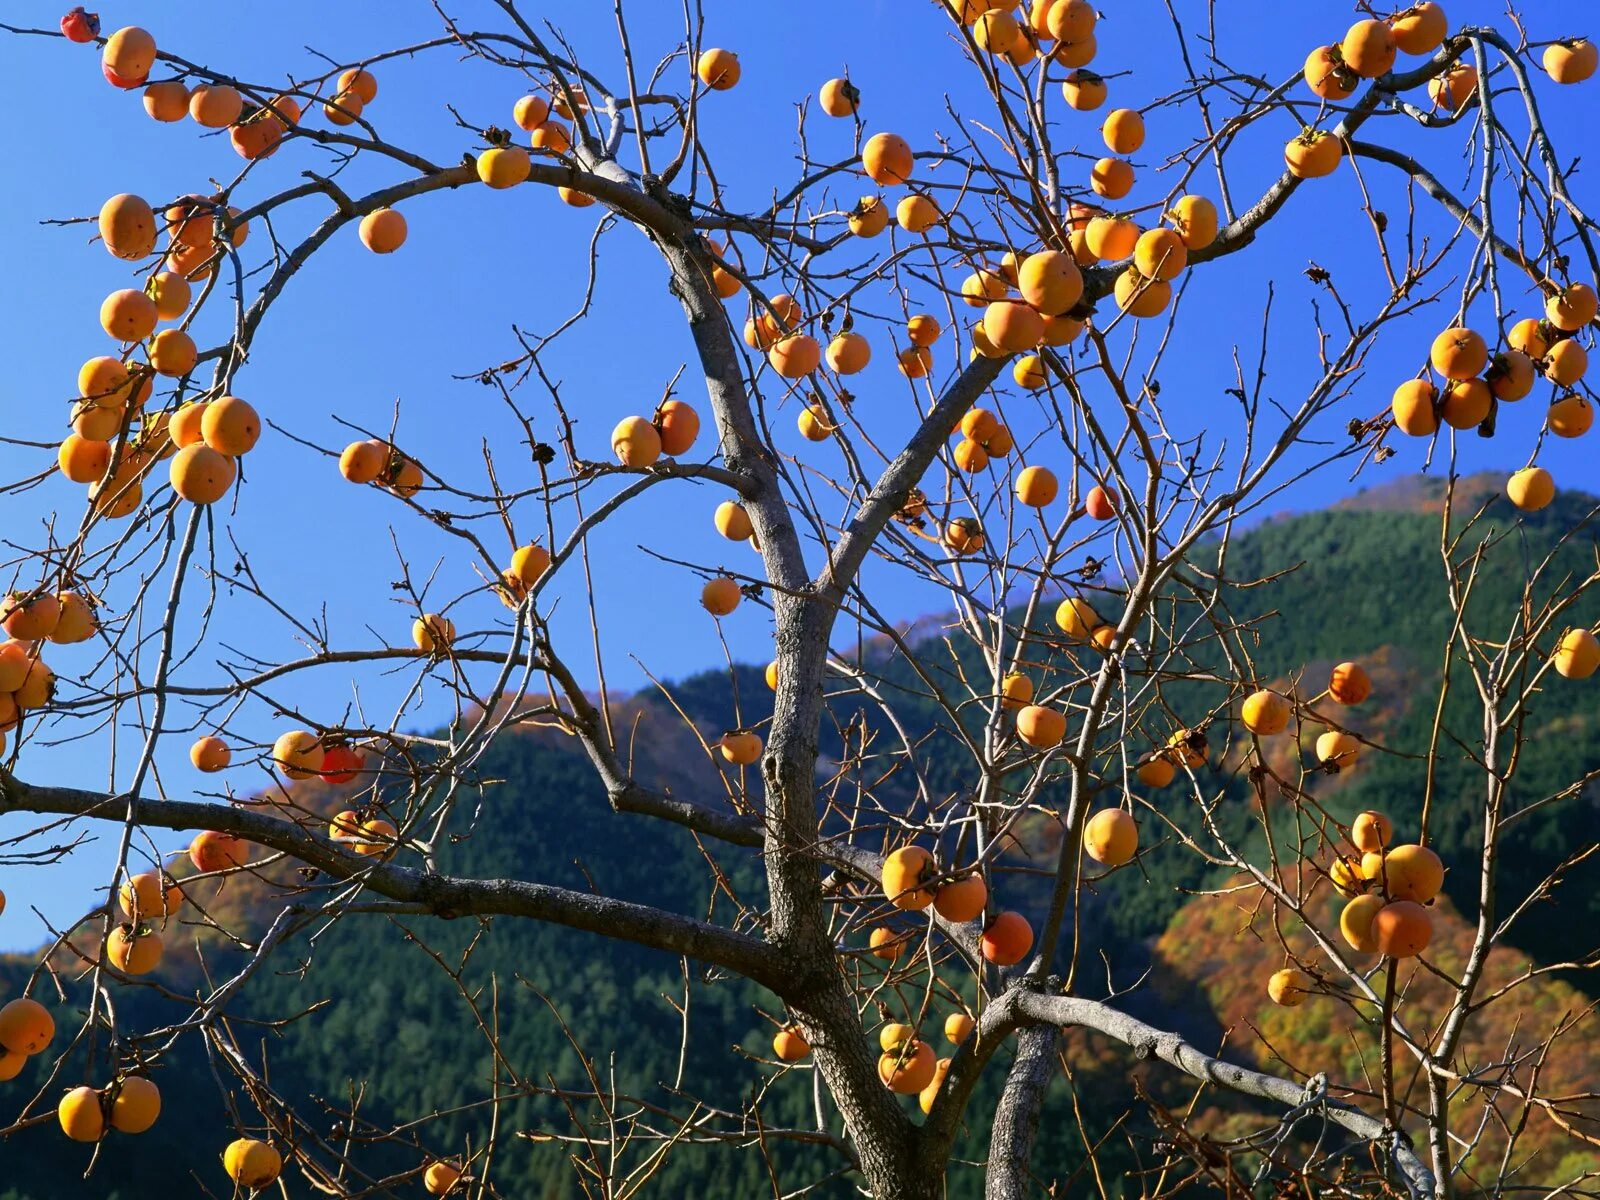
[100,289,159,342]
[1038,314,1081,347]
[322,89,364,125]
[169,443,235,504]
[360,208,407,253]
[120,871,183,922]
[1046,0,1096,42]
[769,334,822,378]
[1285,130,1342,178]
[49,592,96,644]
[980,910,1034,966]
[1487,350,1535,401]
[1165,727,1208,768]
[1136,756,1175,788]
[1551,626,1599,678]
[897,193,941,233]
[718,731,762,765]
[961,267,1010,307]
[339,440,387,483]
[1016,704,1066,749]
[933,873,988,922]
[983,301,1045,352]
[1508,317,1552,357]
[773,1027,810,1062]
[1440,377,1491,429]
[1316,730,1360,769]
[1000,672,1034,711]
[79,356,136,408]
[1114,268,1171,318]
[189,83,243,127]
[190,735,231,772]
[1061,69,1107,111]
[413,613,455,654]
[1340,893,1385,953]
[1304,45,1357,101]
[477,146,532,189]
[0,997,53,1055]
[1241,689,1290,736]
[338,67,378,104]
[1373,900,1433,958]
[103,26,157,84]
[881,845,937,911]
[1352,810,1392,853]
[1507,466,1555,511]
[106,925,163,974]
[513,94,551,131]
[714,500,754,541]
[1430,326,1488,379]
[878,1040,936,1094]
[59,435,112,484]
[862,132,913,185]
[58,1086,105,1143]
[1329,661,1371,704]
[826,332,871,375]
[224,1139,283,1188]
[613,416,662,467]
[869,925,908,960]
[1101,108,1144,154]
[147,271,191,321]
[110,1076,161,1134]
[701,576,741,616]
[819,77,859,117]
[953,439,989,473]
[1391,379,1439,436]
[1090,157,1134,199]
[143,80,189,122]
[1055,595,1100,639]
[1545,339,1588,386]
[1544,39,1598,85]
[1330,856,1368,899]
[1083,808,1137,866]
[944,1012,975,1044]
[529,120,572,154]
[1342,19,1397,77]
[273,729,325,779]
[653,398,700,456]
[1390,3,1448,55]
[1015,465,1057,507]
[849,195,889,238]
[1017,250,1083,315]
[797,403,833,441]
[1133,227,1187,281]
[2,593,61,641]
[1548,394,1593,438]
[1547,282,1598,332]
[99,194,158,261]
[1267,967,1313,1006]
[1084,215,1139,262]
[973,8,1022,53]
[200,396,261,456]
[148,329,197,377]
[1384,844,1444,902]
[1428,62,1478,111]
[696,48,741,90]
[1171,195,1216,251]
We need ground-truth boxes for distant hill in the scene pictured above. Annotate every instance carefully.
[3,469,1599,1198]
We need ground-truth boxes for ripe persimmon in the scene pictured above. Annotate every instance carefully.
[769,334,822,378]
[701,576,741,616]
[1430,326,1488,379]
[58,436,111,484]
[1390,3,1447,55]
[1266,968,1312,1006]
[1352,810,1392,852]
[1089,157,1133,199]
[826,331,871,374]
[1061,68,1107,111]
[1384,844,1444,902]
[909,317,943,351]
[1487,350,1535,401]
[1241,689,1290,736]
[944,1012,975,1044]
[862,132,913,186]
[849,196,889,238]
[1340,892,1385,953]
[1083,808,1137,866]
[1373,900,1432,958]
[1507,466,1555,512]
[942,517,984,556]
[100,289,159,342]
[1548,394,1593,438]
[1428,62,1478,111]
[718,731,762,765]
[1015,465,1057,507]
[110,1076,161,1134]
[224,1139,283,1188]
[106,925,163,974]
[772,1027,810,1061]
[190,830,249,873]
[339,439,388,483]
[878,1040,936,1093]
[613,416,662,467]
[696,48,740,90]
[360,208,407,253]
[1553,628,1600,678]
[1285,130,1342,178]
[1547,282,1598,332]
[169,444,235,504]
[478,146,532,189]
[58,1086,105,1142]
[148,329,197,377]
[188,735,230,773]
[982,301,1045,353]
[1016,704,1066,749]
[819,77,859,117]
[1017,250,1083,315]
[103,26,157,86]
[933,873,987,922]
[1046,0,1095,42]
[200,396,261,456]
[1328,661,1371,704]
[413,613,455,654]
[2,592,61,641]
[49,591,95,644]
[142,80,188,122]
[980,910,1034,966]
[1440,378,1491,429]
[530,120,572,153]
[897,194,940,232]
[1101,108,1144,154]
[881,846,938,911]
[0,998,52,1055]
[869,925,908,960]
[189,83,243,127]
[273,729,325,780]
[1544,39,1598,85]
[120,871,183,922]
[1391,379,1439,436]
[1341,19,1396,77]
[1304,46,1356,101]
[1114,268,1171,317]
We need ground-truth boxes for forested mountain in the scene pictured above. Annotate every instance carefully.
[3,471,1597,1198]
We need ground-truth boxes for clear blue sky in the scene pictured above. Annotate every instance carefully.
[0,0,1592,944]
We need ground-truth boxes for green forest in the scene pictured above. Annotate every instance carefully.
[3,471,1597,1198]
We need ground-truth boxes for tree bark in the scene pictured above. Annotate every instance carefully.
[984,1024,1061,1200]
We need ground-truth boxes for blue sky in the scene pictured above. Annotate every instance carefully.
[0,0,1593,943]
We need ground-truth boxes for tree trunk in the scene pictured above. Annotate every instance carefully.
[985,1025,1061,1200]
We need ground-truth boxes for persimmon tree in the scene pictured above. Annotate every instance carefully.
[1,2,1599,1197]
